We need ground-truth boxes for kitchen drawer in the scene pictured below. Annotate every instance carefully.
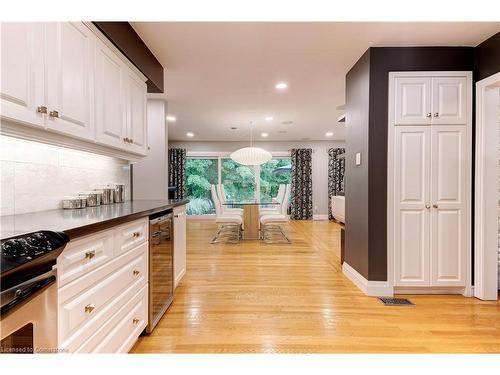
[114,217,148,256]
[75,284,148,353]
[58,242,148,343]
[57,229,114,287]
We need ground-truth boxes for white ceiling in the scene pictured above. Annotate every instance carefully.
[131,22,500,142]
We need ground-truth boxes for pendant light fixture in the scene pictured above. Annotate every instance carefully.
[230,122,272,166]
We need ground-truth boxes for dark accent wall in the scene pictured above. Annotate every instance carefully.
[345,47,475,281]
[93,22,164,93]
[345,50,371,278]
[474,32,500,81]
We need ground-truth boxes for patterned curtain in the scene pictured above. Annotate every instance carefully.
[168,148,186,199]
[328,148,345,219]
[290,148,313,220]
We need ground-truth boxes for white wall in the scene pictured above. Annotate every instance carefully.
[132,99,168,200]
[0,135,131,215]
[169,140,345,217]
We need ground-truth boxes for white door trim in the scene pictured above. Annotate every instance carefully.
[387,71,473,297]
[474,71,500,301]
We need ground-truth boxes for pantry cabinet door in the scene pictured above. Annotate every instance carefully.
[0,23,45,128]
[431,77,467,125]
[394,77,432,125]
[45,22,94,140]
[125,71,147,156]
[94,38,127,150]
[394,127,431,286]
[430,126,467,287]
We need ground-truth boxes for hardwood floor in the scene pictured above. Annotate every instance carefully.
[131,219,500,353]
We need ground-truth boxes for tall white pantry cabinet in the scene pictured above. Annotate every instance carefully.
[388,72,472,294]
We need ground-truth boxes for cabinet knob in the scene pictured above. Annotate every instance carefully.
[37,105,48,114]
[85,304,96,314]
[433,112,439,117]
[433,204,438,208]
[132,231,141,238]
[425,204,430,209]
[133,270,140,276]
[132,318,140,324]
[49,110,59,118]
[85,250,96,259]
[426,113,431,118]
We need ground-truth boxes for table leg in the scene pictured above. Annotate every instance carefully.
[243,205,260,239]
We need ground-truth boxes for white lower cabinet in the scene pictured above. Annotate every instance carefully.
[57,218,149,353]
[173,205,187,288]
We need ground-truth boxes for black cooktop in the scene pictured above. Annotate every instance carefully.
[1,231,69,291]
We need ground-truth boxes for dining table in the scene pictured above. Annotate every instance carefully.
[222,201,279,239]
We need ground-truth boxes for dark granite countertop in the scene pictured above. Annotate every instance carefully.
[0,199,189,240]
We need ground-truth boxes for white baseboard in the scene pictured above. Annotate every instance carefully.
[342,262,393,297]
[174,268,186,289]
[313,214,329,220]
[394,286,466,295]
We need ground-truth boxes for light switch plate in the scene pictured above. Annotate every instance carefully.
[355,152,361,166]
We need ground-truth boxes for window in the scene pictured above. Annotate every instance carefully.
[185,154,291,215]
[259,158,292,201]
[186,158,218,215]
[221,158,256,202]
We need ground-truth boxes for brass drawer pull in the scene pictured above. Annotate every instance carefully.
[37,105,47,114]
[85,304,95,314]
[132,232,141,238]
[85,250,96,260]
[49,110,59,118]
[133,318,140,324]
[133,270,140,276]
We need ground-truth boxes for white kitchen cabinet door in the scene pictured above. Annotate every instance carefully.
[125,71,147,155]
[431,77,467,125]
[94,38,127,150]
[394,77,432,125]
[394,127,431,286]
[430,126,467,286]
[0,23,45,127]
[173,206,187,288]
[45,22,94,140]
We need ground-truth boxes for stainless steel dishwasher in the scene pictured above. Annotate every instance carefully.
[146,210,174,333]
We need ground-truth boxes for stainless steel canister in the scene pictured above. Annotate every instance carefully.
[113,183,125,203]
[101,186,114,205]
[62,196,87,209]
[78,191,100,207]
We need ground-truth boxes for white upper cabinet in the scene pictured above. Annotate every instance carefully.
[125,71,147,155]
[431,77,467,124]
[45,23,94,140]
[395,77,432,125]
[0,23,45,128]
[0,22,149,160]
[394,75,468,126]
[95,38,126,149]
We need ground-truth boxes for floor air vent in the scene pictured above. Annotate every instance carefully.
[378,297,414,306]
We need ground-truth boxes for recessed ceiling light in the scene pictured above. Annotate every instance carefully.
[166,115,176,122]
[275,82,288,90]
[325,131,334,137]
[265,116,273,121]
[186,132,194,137]
[282,120,293,125]
[261,132,269,138]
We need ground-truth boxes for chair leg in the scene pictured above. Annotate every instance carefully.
[211,224,241,244]
[261,223,291,244]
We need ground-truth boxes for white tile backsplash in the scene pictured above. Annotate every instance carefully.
[0,135,130,215]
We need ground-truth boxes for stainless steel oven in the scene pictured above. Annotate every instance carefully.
[146,211,174,333]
